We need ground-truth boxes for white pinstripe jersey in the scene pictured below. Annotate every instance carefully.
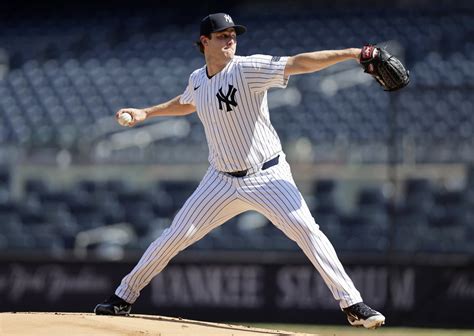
[180,54,289,172]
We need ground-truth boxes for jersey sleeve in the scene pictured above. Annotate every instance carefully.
[240,54,290,92]
[179,76,195,105]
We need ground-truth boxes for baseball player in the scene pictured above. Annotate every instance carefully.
[94,13,385,329]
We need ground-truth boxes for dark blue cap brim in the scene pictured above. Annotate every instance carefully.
[214,25,247,35]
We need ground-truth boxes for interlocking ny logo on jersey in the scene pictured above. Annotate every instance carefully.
[216,84,238,112]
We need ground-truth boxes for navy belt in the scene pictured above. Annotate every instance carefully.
[227,155,280,178]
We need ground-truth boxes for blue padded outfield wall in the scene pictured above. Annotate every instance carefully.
[1,253,473,328]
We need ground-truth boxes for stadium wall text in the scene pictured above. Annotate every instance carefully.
[0,256,472,328]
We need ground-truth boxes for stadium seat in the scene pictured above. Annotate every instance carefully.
[0,6,473,255]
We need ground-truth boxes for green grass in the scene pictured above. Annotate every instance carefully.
[242,323,474,336]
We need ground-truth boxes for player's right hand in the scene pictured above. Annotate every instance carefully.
[115,108,147,127]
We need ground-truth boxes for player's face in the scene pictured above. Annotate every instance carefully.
[207,28,237,59]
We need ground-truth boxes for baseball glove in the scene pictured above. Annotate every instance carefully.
[359,44,410,91]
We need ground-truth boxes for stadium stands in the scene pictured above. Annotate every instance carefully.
[0,7,472,162]
[0,170,472,255]
[0,4,472,256]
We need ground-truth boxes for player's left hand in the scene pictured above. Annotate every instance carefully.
[359,44,410,91]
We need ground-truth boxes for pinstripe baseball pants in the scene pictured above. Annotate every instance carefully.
[116,154,362,308]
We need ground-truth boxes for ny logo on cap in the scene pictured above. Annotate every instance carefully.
[224,14,233,23]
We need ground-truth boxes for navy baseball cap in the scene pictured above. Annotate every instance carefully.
[200,13,247,36]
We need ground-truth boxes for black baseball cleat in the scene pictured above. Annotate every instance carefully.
[343,302,385,329]
[94,294,132,316]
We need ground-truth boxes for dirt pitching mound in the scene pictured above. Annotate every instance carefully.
[0,312,317,336]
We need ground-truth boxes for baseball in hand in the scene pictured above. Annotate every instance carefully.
[118,112,133,126]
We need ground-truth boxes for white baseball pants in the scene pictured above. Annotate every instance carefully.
[116,154,362,308]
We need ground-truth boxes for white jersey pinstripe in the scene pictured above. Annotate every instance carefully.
[180,55,288,172]
[115,54,364,310]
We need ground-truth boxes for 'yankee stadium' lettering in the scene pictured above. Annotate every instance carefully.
[216,84,238,112]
